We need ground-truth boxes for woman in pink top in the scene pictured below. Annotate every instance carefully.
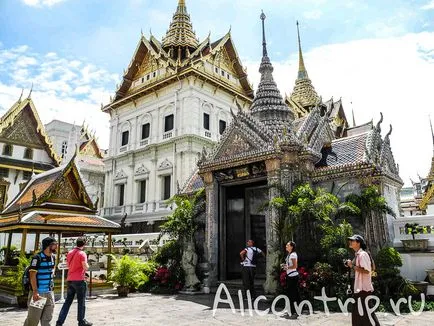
[345,235,380,326]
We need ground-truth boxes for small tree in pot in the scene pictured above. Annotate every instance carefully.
[108,254,148,297]
[402,223,429,252]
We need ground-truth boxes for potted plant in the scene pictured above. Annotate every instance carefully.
[108,254,148,297]
[401,223,429,252]
[2,254,31,307]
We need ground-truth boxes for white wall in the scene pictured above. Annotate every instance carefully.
[102,76,250,223]
[399,252,434,281]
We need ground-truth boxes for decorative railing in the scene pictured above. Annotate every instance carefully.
[140,139,149,147]
[162,131,172,140]
[119,145,128,153]
[205,131,211,138]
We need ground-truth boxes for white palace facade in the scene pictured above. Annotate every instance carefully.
[101,0,253,231]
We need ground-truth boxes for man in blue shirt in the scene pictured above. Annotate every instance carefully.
[24,237,58,326]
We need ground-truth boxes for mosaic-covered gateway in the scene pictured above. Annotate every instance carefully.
[186,13,403,293]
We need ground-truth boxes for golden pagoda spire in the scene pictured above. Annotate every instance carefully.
[162,0,198,52]
[296,21,308,79]
[289,21,320,112]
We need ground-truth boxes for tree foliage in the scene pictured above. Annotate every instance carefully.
[160,188,205,243]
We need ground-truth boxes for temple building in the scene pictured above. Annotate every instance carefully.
[45,120,105,211]
[99,0,403,293]
[101,0,254,231]
[0,95,59,212]
[400,120,434,216]
[194,12,402,292]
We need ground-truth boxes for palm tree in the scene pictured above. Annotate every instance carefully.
[265,183,359,265]
[345,185,396,250]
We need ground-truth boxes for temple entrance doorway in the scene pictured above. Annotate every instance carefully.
[220,180,268,280]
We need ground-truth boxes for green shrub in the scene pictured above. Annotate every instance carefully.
[108,255,148,289]
[152,240,182,266]
[373,247,418,301]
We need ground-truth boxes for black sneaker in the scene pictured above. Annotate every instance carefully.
[79,320,93,326]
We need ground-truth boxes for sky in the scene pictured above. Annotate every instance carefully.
[0,0,433,186]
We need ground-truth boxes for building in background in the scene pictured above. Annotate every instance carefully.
[101,0,255,232]
[0,95,59,212]
[45,120,105,211]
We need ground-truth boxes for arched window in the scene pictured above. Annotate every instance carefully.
[2,144,13,156]
[24,148,33,159]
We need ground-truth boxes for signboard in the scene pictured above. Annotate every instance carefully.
[58,263,68,270]
[88,263,100,272]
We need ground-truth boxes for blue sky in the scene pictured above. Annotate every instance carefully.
[1,0,434,185]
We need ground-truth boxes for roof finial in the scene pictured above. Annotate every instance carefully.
[18,88,24,102]
[27,83,33,99]
[430,115,434,155]
[260,10,268,58]
[351,103,356,127]
[296,21,307,79]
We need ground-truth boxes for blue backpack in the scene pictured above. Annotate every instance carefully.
[22,253,42,292]
[22,265,31,292]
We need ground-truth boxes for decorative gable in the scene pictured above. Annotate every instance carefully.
[204,111,274,166]
[133,51,160,80]
[114,169,127,179]
[0,99,59,165]
[47,175,81,205]
[135,164,150,176]
[0,108,45,147]
[159,159,173,170]
[214,46,237,75]
[80,139,103,158]
[217,132,255,158]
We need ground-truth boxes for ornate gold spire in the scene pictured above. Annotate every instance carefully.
[162,0,198,52]
[289,21,320,110]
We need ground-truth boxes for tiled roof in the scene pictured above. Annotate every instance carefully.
[0,211,120,230]
[182,169,204,194]
[3,169,62,213]
[318,132,369,169]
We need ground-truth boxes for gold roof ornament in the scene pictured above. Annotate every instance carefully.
[289,21,320,111]
[162,0,199,51]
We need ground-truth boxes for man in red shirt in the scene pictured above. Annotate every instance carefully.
[56,237,92,326]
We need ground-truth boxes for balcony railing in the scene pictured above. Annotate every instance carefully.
[140,139,149,147]
[205,131,211,138]
[119,145,128,153]
[162,131,173,140]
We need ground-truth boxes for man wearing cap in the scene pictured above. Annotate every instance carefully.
[24,237,58,326]
[345,235,380,326]
[56,237,92,326]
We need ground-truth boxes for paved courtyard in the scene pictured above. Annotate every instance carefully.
[1,293,433,326]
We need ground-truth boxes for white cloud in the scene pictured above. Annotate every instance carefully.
[0,46,117,149]
[245,32,434,186]
[22,0,68,7]
[303,10,323,20]
[421,1,434,10]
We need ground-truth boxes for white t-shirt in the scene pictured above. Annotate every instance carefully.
[242,247,262,267]
[286,252,299,276]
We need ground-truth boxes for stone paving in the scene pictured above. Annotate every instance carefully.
[1,293,433,326]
